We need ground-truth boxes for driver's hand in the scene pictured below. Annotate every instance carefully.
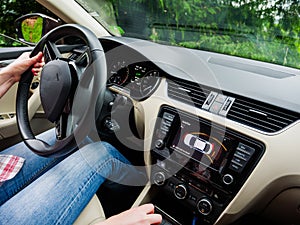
[96,203,162,225]
[0,52,44,98]
[6,51,44,80]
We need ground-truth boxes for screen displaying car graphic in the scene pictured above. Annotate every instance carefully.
[183,134,213,155]
[170,116,230,171]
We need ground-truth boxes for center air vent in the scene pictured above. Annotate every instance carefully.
[227,97,299,133]
[167,78,210,109]
[167,77,299,133]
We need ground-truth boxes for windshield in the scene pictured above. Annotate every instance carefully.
[76,0,299,69]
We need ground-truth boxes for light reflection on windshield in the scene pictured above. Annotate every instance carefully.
[76,0,299,69]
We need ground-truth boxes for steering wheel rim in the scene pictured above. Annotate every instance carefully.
[16,24,107,157]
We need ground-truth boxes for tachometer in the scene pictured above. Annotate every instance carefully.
[107,60,129,86]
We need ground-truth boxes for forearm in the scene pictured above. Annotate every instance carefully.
[0,67,18,98]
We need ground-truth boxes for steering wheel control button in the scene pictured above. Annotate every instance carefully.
[197,199,213,215]
[223,174,234,185]
[174,184,188,199]
[153,172,166,186]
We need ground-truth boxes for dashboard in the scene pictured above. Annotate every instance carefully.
[73,37,300,224]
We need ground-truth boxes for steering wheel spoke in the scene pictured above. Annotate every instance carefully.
[43,40,63,62]
[75,47,90,67]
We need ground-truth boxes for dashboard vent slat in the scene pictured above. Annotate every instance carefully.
[227,98,299,133]
[167,79,209,109]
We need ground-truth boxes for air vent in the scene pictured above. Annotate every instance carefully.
[167,78,210,109]
[167,78,299,133]
[227,97,299,133]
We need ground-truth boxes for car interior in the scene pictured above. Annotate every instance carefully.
[0,0,299,225]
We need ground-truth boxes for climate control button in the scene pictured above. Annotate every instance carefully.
[197,198,213,215]
[174,184,188,199]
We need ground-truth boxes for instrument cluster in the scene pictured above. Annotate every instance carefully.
[107,60,161,100]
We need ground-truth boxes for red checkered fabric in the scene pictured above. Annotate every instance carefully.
[0,155,25,183]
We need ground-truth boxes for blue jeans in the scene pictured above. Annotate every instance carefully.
[0,137,146,224]
[0,128,59,205]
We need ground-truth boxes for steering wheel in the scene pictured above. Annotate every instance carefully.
[16,24,107,157]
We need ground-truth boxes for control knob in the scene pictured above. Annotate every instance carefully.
[174,184,188,199]
[223,174,234,185]
[197,198,213,215]
[153,172,166,186]
[155,139,164,149]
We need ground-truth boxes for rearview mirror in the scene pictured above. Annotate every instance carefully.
[15,13,62,45]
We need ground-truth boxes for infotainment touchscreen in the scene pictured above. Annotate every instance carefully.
[170,117,230,172]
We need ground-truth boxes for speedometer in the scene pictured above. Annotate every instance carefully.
[128,69,161,100]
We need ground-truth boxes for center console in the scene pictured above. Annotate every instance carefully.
[149,106,265,224]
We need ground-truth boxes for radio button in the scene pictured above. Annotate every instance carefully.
[160,124,170,132]
[234,151,251,161]
[162,112,175,121]
[238,143,255,156]
[197,198,213,215]
[229,143,256,173]
[229,162,243,173]
[231,157,247,170]
[162,119,172,126]
[232,156,246,165]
